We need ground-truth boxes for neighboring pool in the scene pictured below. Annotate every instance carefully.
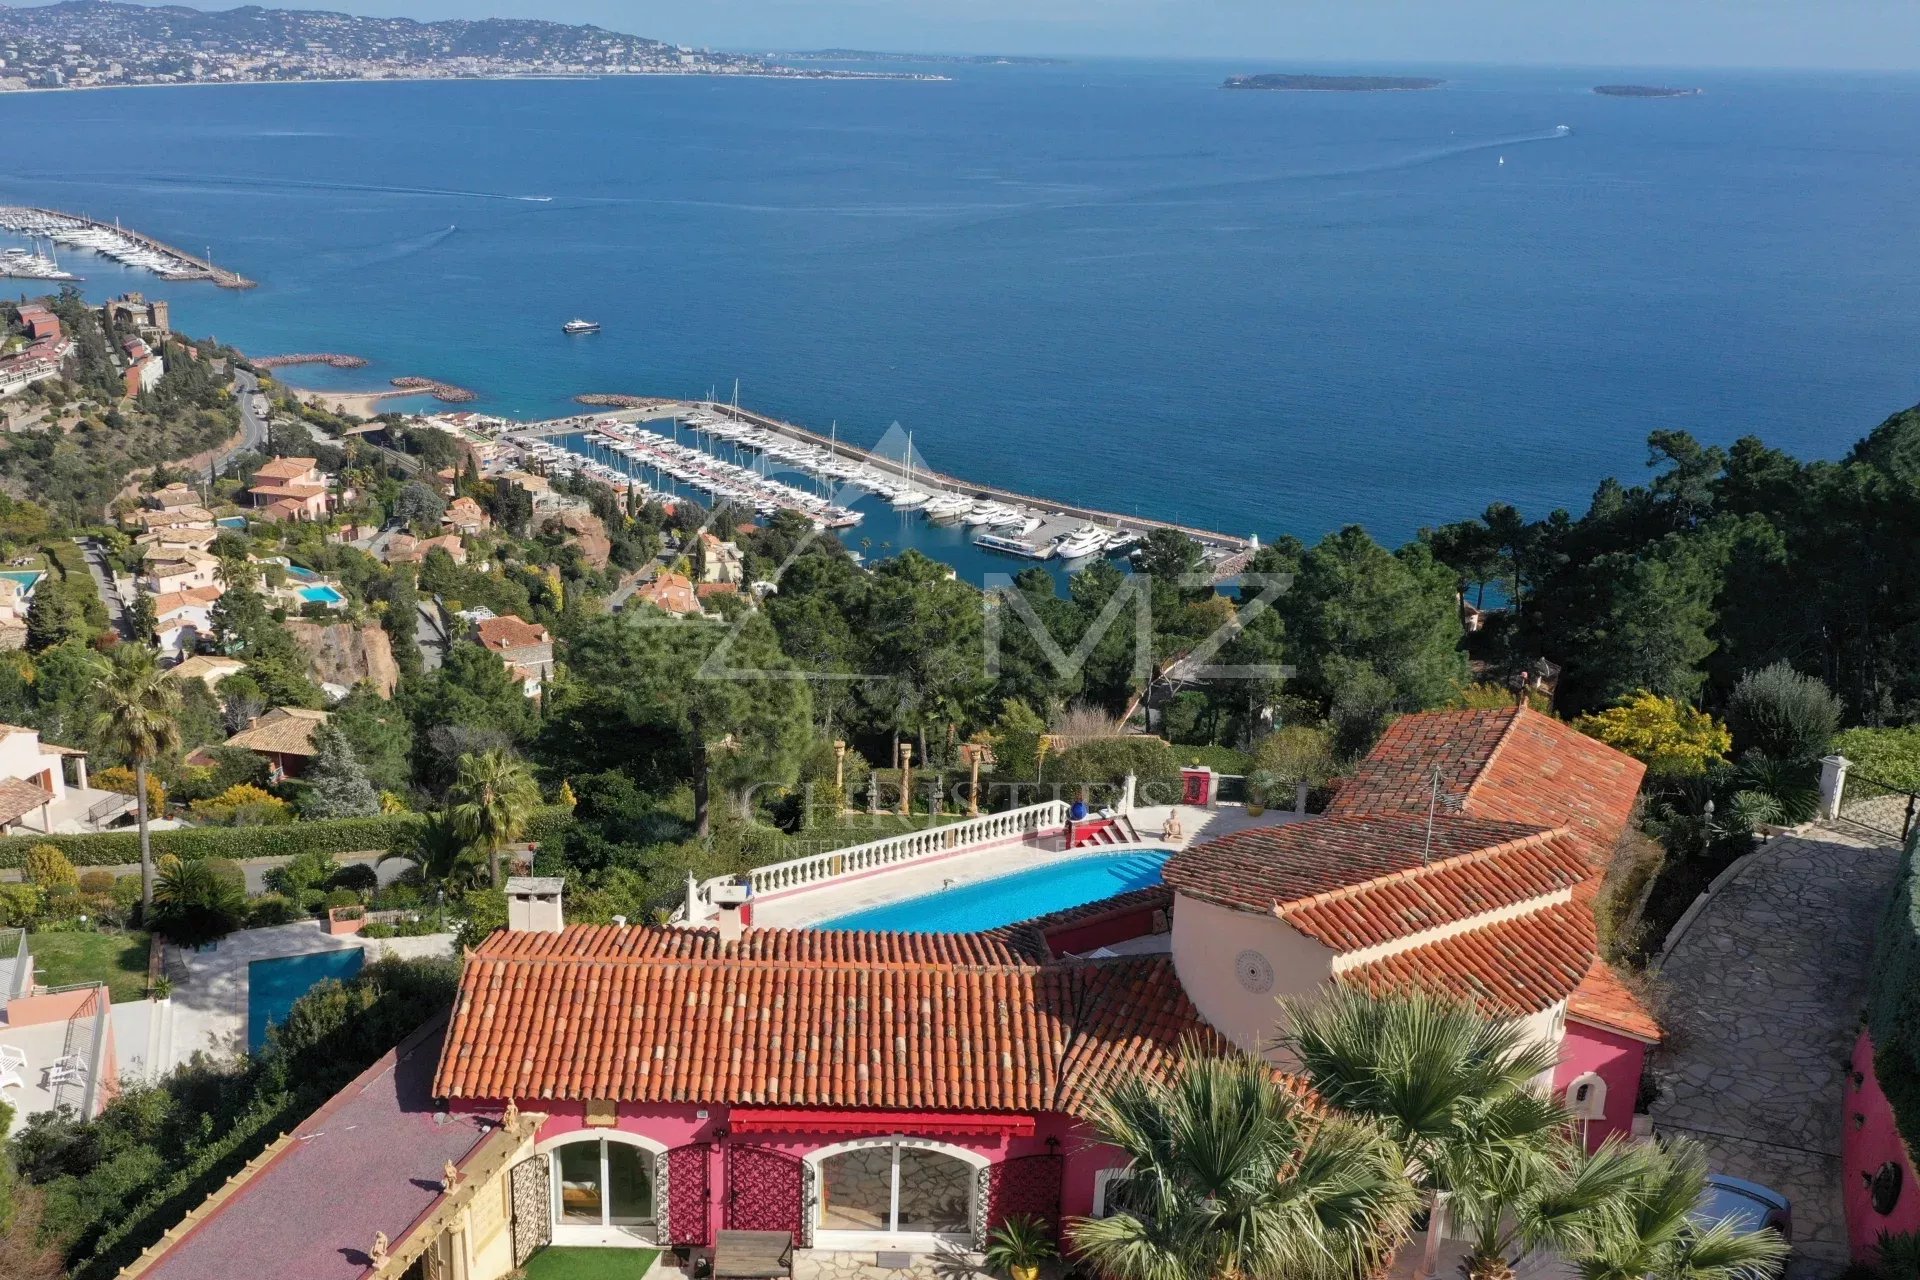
[298,584,346,605]
[247,948,363,1053]
[216,516,248,529]
[284,564,319,582]
[0,569,45,594]
[813,850,1171,933]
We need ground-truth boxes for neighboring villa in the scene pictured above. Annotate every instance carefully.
[0,568,41,649]
[632,569,701,617]
[249,456,338,523]
[473,614,554,697]
[120,706,1660,1280]
[697,532,746,585]
[142,543,222,595]
[444,495,491,536]
[385,532,468,567]
[221,706,330,780]
[151,584,224,658]
[0,722,133,834]
[165,653,247,688]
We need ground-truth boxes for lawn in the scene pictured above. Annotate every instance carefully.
[28,930,151,1002]
[521,1247,660,1279]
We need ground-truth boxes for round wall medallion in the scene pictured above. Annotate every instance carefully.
[1235,949,1274,993]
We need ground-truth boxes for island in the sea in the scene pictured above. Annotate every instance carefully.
[1223,73,1445,92]
[1593,84,1703,97]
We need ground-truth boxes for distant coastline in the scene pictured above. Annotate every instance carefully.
[1593,84,1702,98]
[0,67,949,96]
[1223,73,1445,92]
[776,49,1069,66]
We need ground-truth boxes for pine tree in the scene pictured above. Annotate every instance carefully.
[301,722,381,819]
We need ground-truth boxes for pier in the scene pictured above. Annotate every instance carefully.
[0,206,256,289]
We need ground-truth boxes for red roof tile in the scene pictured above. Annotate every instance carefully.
[1567,958,1662,1043]
[1279,830,1594,951]
[1327,707,1644,856]
[1339,897,1597,1018]
[1163,812,1550,914]
[475,614,549,651]
[432,927,1222,1117]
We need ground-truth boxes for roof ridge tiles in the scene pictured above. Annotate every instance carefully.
[1275,823,1567,913]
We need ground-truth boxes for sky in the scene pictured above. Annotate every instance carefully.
[229,0,1920,68]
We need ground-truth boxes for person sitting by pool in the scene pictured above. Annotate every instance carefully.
[1161,811,1184,842]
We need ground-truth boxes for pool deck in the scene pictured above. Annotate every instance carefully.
[156,922,454,1081]
[753,803,1305,930]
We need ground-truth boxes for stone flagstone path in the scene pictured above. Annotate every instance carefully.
[1650,821,1901,1280]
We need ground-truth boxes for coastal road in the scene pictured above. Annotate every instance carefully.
[216,368,269,478]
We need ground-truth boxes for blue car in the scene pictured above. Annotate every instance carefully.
[1698,1174,1793,1243]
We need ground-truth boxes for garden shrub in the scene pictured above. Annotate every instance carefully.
[322,888,359,910]
[1043,736,1179,802]
[76,870,114,897]
[24,844,78,891]
[359,922,396,939]
[94,767,165,814]
[1836,727,1920,793]
[187,784,291,827]
[1574,692,1732,777]
[1726,662,1842,764]
[328,863,377,894]
[0,882,43,927]
[246,894,297,928]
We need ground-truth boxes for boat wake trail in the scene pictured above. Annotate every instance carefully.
[39,171,554,204]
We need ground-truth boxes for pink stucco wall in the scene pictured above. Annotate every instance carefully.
[1555,1018,1650,1151]
[1844,1030,1920,1258]
[455,1098,1121,1245]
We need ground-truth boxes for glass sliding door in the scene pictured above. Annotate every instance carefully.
[550,1139,656,1237]
[817,1141,977,1239]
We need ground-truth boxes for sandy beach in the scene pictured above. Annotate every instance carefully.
[299,387,431,417]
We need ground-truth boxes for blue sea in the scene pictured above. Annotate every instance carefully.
[4,61,1919,549]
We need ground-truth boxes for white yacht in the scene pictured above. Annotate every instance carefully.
[975,530,1054,559]
[923,494,973,520]
[1054,525,1110,560]
[964,501,1017,527]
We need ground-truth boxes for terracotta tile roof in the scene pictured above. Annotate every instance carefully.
[224,706,329,757]
[1163,813,1551,914]
[432,927,1220,1117]
[0,776,48,825]
[251,456,319,483]
[1278,830,1594,952]
[475,615,549,651]
[984,885,1172,957]
[1339,897,1597,1018]
[1567,958,1662,1043]
[151,585,223,617]
[1327,707,1644,856]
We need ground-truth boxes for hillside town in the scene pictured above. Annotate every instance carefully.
[0,273,1916,1280]
[0,1,930,91]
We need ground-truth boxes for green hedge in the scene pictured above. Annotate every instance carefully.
[0,806,573,869]
[1868,832,1920,1156]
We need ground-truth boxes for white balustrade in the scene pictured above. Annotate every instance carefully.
[684,801,1068,920]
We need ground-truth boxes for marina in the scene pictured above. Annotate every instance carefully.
[0,205,256,289]
[509,397,1256,582]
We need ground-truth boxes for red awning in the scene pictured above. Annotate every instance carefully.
[729,1109,1037,1138]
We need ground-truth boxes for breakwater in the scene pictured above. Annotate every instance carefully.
[390,376,476,404]
[254,353,368,369]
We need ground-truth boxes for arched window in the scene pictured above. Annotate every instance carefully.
[1567,1072,1608,1120]
[813,1139,984,1241]
[542,1134,660,1243]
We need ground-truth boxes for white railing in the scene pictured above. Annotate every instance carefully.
[683,800,1069,922]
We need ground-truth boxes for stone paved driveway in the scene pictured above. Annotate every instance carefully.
[1650,822,1901,1279]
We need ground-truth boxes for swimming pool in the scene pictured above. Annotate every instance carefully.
[813,850,1171,933]
[0,569,45,594]
[216,516,248,529]
[247,948,363,1053]
[298,584,346,605]
[284,564,319,582]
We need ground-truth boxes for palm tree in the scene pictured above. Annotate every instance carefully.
[1066,1050,1417,1280]
[1278,986,1581,1280]
[1571,1138,1787,1280]
[91,644,182,911]
[446,748,540,885]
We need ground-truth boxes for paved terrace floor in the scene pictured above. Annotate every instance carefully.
[753,803,1304,929]
[1649,821,1902,1280]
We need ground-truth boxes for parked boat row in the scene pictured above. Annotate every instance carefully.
[0,206,254,287]
[0,242,79,282]
[593,421,863,528]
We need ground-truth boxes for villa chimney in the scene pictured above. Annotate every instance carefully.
[710,880,751,945]
[505,875,566,933]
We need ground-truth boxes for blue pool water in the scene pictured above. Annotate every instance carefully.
[814,850,1171,933]
[247,948,363,1053]
[0,569,45,594]
[215,516,248,529]
[284,564,319,582]
[298,584,345,604]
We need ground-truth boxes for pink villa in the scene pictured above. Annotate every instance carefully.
[121,707,1661,1280]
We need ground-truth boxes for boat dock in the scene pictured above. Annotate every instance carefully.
[516,399,1256,570]
[0,206,256,289]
